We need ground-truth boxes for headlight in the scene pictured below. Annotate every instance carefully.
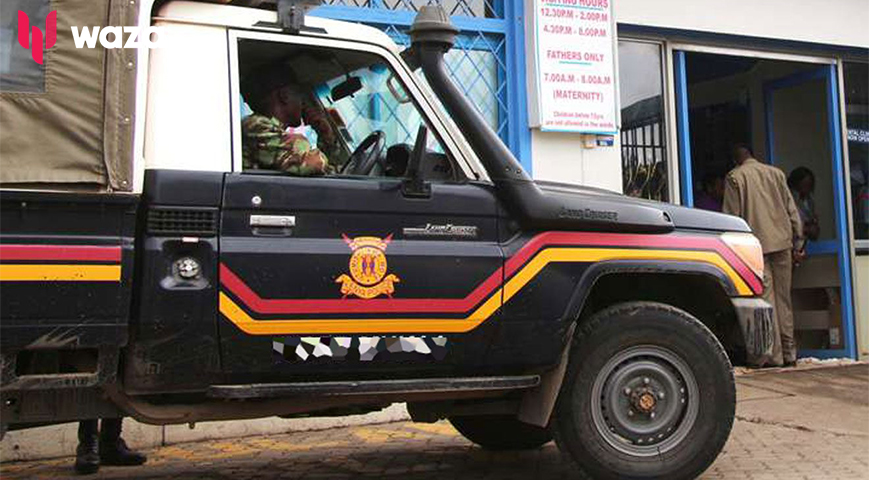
[721,232,764,280]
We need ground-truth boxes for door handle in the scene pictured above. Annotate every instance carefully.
[250,215,295,236]
[250,215,296,228]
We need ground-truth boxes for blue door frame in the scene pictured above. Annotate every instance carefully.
[673,51,694,207]
[673,52,857,359]
[763,65,857,360]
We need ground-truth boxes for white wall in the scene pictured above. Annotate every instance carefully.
[615,0,869,49]
[530,131,622,191]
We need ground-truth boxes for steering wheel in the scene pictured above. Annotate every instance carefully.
[340,131,386,176]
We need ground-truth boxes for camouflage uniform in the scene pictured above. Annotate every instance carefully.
[241,114,331,176]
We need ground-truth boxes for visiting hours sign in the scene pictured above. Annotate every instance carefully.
[526,0,618,134]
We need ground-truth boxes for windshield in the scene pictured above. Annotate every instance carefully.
[316,63,444,154]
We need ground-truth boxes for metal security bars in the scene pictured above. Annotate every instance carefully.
[322,0,501,18]
[620,109,668,202]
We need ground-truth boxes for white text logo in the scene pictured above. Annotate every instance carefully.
[71,26,168,49]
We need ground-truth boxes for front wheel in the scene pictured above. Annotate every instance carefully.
[553,302,735,480]
[449,415,552,450]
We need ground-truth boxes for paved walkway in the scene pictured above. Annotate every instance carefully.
[2,364,866,480]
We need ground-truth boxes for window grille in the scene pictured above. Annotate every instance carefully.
[620,102,668,202]
[314,0,512,146]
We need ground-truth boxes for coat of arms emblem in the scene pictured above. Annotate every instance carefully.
[336,234,400,299]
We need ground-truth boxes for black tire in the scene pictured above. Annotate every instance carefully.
[449,415,553,450]
[553,301,735,480]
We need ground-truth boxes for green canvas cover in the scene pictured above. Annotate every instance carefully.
[0,0,138,191]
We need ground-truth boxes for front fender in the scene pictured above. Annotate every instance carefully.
[561,259,740,324]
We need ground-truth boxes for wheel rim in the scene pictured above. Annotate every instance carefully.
[589,345,699,457]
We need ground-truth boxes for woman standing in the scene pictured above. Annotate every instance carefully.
[788,167,820,242]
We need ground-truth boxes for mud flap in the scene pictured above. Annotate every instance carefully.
[517,323,575,427]
[732,298,776,366]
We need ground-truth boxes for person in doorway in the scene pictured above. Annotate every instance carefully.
[74,418,147,474]
[788,167,820,242]
[695,172,725,212]
[723,144,805,367]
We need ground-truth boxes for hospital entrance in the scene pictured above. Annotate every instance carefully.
[674,50,856,358]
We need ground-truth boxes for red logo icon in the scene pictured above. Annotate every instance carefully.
[18,10,57,65]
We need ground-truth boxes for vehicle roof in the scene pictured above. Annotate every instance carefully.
[156,1,400,53]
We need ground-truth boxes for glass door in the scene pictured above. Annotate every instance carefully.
[764,65,856,359]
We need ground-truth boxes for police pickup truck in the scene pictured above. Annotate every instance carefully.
[0,1,774,478]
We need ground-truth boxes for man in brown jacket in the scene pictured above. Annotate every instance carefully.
[723,144,805,367]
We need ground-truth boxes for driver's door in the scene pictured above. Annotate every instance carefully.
[217,174,503,383]
[218,33,504,383]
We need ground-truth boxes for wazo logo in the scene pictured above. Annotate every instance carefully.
[17,10,57,65]
[70,26,167,50]
[18,10,168,65]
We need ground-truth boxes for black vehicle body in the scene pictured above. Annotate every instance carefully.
[1,3,772,478]
[0,171,764,424]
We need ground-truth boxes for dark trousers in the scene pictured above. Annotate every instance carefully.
[78,418,122,443]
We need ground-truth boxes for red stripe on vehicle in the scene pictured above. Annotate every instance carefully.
[0,245,122,262]
[219,263,503,315]
[503,232,762,294]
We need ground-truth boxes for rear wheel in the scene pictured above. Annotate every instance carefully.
[449,415,552,450]
[553,302,735,480]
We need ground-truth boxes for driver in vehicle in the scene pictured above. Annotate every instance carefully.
[241,66,340,175]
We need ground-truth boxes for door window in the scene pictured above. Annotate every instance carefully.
[618,40,669,202]
[236,38,458,181]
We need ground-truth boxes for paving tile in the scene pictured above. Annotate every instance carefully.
[2,366,867,480]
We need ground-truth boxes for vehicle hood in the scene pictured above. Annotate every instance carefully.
[534,180,751,233]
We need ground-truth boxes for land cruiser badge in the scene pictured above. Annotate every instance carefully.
[336,234,400,299]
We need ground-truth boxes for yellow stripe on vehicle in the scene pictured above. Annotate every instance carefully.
[503,248,752,301]
[220,290,502,335]
[0,264,122,282]
[220,247,751,335]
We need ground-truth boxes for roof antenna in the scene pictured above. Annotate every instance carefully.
[276,0,323,33]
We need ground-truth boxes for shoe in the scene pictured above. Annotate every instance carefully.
[783,360,797,368]
[74,443,100,475]
[99,437,148,466]
[74,421,100,475]
[99,418,148,466]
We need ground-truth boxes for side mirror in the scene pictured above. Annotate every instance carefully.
[386,74,411,104]
[330,76,362,102]
[401,125,432,198]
